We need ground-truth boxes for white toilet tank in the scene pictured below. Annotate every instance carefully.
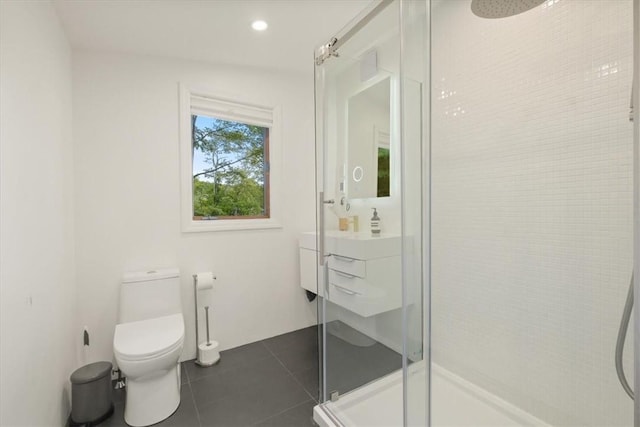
[119,268,182,323]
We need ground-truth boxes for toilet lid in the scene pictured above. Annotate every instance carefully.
[114,314,184,361]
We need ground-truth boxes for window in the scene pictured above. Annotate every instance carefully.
[375,129,391,198]
[376,145,390,198]
[192,116,269,219]
[180,85,281,232]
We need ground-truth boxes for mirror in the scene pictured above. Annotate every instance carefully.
[346,77,391,200]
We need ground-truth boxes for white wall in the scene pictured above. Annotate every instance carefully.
[72,51,317,363]
[0,1,78,425]
[430,1,635,425]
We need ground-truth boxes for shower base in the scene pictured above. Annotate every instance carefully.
[314,362,550,426]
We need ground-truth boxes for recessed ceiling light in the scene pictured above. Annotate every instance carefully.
[251,20,268,31]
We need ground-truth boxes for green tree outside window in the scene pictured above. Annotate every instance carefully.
[191,115,269,219]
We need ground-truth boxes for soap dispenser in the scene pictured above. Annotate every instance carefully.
[371,208,381,237]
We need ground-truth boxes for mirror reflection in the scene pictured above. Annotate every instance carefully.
[347,77,391,199]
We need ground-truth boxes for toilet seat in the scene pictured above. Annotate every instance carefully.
[114,314,184,361]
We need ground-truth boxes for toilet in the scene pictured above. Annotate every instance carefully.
[113,269,185,427]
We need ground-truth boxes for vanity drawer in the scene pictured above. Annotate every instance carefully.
[328,283,362,313]
[328,283,388,318]
[328,268,367,294]
[328,255,366,278]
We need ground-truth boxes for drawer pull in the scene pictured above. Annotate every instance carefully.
[333,255,356,263]
[334,270,356,279]
[332,284,360,296]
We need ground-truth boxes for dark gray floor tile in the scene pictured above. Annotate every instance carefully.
[327,354,381,395]
[368,345,402,377]
[198,374,309,427]
[183,359,218,383]
[190,354,289,407]
[197,394,259,427]
[99,402,127,427]
[322,332,402,396]
[111,383,126,404]
[263,326,318,356]
[324,334,363,359]
[181,362,189,384]
[291,367,319,402]
[156,384,200,427]
[254,400,317,426]
[272,341,319,375]
[185,341,272,382]
[221,340,273,365]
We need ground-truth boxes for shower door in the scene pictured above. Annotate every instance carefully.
[314,0,427,425]
[314,4,405,407]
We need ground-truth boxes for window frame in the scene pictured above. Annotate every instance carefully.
[179,84,282,232]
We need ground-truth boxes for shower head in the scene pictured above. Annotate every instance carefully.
[471,0,546,19]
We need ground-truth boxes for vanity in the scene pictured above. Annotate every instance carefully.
[299,231,401,317]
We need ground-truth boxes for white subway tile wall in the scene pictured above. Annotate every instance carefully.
[431,0,634,425]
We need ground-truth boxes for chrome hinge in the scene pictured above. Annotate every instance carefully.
[315,37,339,66]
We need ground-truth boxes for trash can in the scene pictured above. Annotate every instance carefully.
[70,361,114,426]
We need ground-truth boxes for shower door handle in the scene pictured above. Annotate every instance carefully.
[318,192,334,266]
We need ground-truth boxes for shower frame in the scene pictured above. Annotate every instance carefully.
[313,0,640,425]
[633,0,639,423]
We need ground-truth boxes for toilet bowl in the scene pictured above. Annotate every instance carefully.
[114,314,184,426]
[113,269,184,427]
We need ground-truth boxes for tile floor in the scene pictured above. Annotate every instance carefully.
[101,324,401,427]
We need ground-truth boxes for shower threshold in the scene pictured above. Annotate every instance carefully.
[313,362,550,427]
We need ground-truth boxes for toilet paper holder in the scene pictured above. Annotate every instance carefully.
[193,273,220,367]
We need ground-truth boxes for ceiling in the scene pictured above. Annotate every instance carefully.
[53,0,372,74]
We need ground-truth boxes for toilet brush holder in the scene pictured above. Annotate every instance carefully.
[196,306,220,366]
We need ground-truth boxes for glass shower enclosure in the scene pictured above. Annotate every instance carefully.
[313,0,639,426]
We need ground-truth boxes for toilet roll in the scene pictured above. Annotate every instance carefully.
[195,272,215,290]
[197,341,220,366]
